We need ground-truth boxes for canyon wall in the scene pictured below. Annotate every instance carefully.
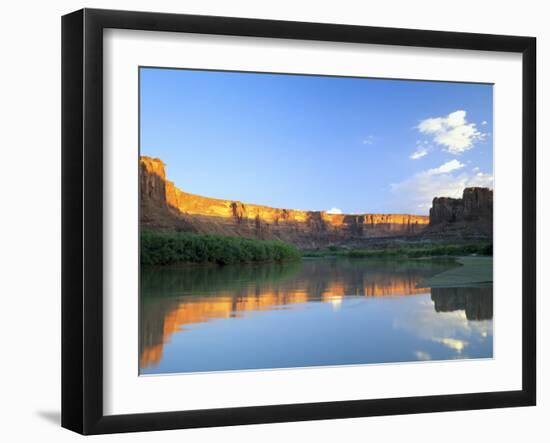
[140,156,429,248]
[430,187,493,225]
[428,187,493,239]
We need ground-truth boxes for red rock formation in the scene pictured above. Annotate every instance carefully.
[430,187,493,225]
[139,156,429,247]
[462,187,493,221]
[428,187,493,239]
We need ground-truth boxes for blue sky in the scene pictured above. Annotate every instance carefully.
[140,68,493,215]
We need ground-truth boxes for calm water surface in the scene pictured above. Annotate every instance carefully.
[140,258,493,374]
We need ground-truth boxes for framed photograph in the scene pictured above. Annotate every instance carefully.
[61,8,536,435]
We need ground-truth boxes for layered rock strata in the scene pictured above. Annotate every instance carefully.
[428,187,493,239]
[140,156,429,247]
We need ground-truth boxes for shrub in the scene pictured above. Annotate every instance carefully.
[141,230,301,266]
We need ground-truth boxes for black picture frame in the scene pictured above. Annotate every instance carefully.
[62,8,536,435]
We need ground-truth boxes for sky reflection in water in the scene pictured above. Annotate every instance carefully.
[140,258,493,374]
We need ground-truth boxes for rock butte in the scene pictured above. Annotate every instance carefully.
[140,156,431,248]
[428,187,493,239]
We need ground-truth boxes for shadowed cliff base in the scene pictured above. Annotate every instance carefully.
[140,156,493,248]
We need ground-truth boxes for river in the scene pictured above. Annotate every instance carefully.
[140,257,493,374]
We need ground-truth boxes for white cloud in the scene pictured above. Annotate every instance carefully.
[393,298,493,352]
[481,120,488,125]
[433,337,468,353]
[410,140,432,160]
[427,159,465,175]
[410,147,428,160]
[362,135,375,145]
[327,207,343,214]
[471,173,493,186]
[414,351,432,361]
[390,166,493,213]
[418,110,485,154]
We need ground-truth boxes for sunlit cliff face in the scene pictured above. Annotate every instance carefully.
[139,156,430,245]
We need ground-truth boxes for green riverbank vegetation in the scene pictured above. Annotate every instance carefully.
[302,242,493,259]
[141,230,492,267]
[141,230,301,266]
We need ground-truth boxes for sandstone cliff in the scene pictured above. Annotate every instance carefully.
[428,187,493,239]
[140,156,429,248]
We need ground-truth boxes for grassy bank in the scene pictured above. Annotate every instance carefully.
[302,242,492,259]
[141,230,301,266]
[416,256,493,288]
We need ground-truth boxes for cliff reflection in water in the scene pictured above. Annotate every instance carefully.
[140,258,493,371]
[431,287,493,320]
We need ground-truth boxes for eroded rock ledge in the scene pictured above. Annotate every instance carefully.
[140,156,430,248]
[427,187,493,239]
